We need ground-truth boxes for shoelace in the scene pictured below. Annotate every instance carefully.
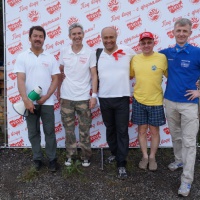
[179,182,191,191]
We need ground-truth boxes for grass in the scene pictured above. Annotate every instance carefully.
[18,167,39,182]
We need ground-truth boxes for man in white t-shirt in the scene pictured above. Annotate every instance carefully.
[57,23,98,167]
[14,26,60,172]
[98,27,135,179]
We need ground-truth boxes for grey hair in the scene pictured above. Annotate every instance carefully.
[68,23,84,34]
[174,18,192,28]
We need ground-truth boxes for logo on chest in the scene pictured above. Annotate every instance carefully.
[79,57,88,64]
[151,65,157,71]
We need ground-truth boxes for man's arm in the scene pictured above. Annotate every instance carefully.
[56,64,64,102]
[17,72,35,113]
[37,74,59,105]
[90,66,98,109]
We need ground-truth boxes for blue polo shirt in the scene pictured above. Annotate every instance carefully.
[160,44,200,104]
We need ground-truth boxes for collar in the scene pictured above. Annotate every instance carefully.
[175,43,189,54]
[28,48,47,55]
[69,45,85,55]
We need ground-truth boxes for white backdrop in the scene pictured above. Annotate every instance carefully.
[4,0,200,148]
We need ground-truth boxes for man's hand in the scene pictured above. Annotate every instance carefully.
[89,97,97,109]
[37,95,49,105]
[185,90,200,100]
[23,98,35,113]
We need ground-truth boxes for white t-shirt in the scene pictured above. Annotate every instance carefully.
[13,49,60,105]
[59,45,96,101]
[98,45,135,98]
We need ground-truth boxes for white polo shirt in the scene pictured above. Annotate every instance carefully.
[14,49,60,105]
[59,45,96,101]
[98,45,135,98]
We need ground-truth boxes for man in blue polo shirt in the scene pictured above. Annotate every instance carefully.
[160,18,200,197]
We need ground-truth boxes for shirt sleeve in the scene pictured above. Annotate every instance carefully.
[51,55,60,75]
[89,51,96,68]
[130,57,135,77]
[13,54,25,73]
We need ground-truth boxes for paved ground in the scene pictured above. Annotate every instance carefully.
[0,146,200,200]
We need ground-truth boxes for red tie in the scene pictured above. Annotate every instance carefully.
[112,49,126,60]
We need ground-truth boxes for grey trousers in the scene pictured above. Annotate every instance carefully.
[26,105,57,161]
[165,99,198,184]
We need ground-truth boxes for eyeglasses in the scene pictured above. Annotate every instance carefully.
[139,41,154,46]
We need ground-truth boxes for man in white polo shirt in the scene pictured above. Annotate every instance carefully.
[57,23,98,167]
[14,26,60,172]
[98,27,135,179]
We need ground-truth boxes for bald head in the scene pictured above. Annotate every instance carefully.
[101,27,118,53]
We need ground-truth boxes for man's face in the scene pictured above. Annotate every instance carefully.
[101,28,117,52]
[139,38,155,56]
[29,29,45,50]
[69,27,84,45]
[173,24,192,46]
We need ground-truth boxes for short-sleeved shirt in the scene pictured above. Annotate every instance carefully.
[130,52,167,106]
[59,46,96,101]
[14,49,60,105]
[98,45,135,98]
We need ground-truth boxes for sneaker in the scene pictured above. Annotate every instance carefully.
[178,182,191,197]
[139,157,148,170]
[82,160,91,167]
[49,159,57,172]
[149,158,157,171]
[34,160,42,171]
[117,167,127,179]
[107,155,116,164]
[65,158,72,166]
[168,161,183,171]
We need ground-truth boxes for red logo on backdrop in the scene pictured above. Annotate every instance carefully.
[90,131,101,143]
[8,42,23,55]
[168,1,183,13]
[47,1,61,14]
[190,0,200,3]
[68,0,79,4]
[55,124,62,134]
[127,17,142,30]
[8,72,17,80]
[128,121,133,127]
[11,130,20,137]
[154,34,160,46]
[107,0,120,12]
[167,30,174,39]
[160,138,170,145]
[112,25,121,36]
[7,0,22,7]
[67,17,79,26]
[7,19,22,31]
[9,116,24,127]
[9,94,21,104]
[28,10,40,22]
[163,127,170,135]
[54,51,60,61]
[148,8,161,21]
[10,139,24,147]
[47,26,61,39]
[54,102,60,110]
[128,0,140,4]
[86,35,101,47]
[92,108,101,119]
[129,97,133,104]
[129,138,139,147]
[191,17,199,29]
[132,43,141,53]
[86,9,102,21]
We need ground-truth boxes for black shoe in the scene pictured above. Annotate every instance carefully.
[49,159,57,172]
[34,160,42,171]
[117,167,127,180]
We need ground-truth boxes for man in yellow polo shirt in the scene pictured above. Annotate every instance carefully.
[130,32,167,171]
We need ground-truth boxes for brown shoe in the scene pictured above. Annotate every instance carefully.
[139,157,148,170]
[149,158,157,171]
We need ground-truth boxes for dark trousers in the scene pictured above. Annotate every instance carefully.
[26,105,57,161]
[99,97,130,167]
